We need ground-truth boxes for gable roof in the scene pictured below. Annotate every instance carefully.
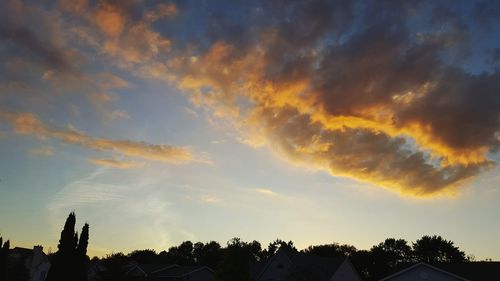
[434,262,500,281]
[379,262,470,281]
[126,264,179,276]
[9,247,48,262]
[153,265,214,278]
[10,247,34,259]
[249,260,267,280]
[255,248,346,281]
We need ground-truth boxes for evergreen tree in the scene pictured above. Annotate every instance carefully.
[0,237,10,280]
[58,212,77,255]
[77,223,89,256]
[46,212,90,281]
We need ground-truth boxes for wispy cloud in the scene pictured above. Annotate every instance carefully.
[255,188,278,196]
[89,158,144,169]
[47,168,195,254]
[201,195,221,204]
[1,112,206,164]
[31,145,54,157]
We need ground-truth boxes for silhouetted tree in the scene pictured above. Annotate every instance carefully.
[128,249,158,264]
[350,250,374,281]
[0,237,10,280]
[193,241,222,268]
[261,239,296,260]
[168,241,195,265]
[413,235,467,263]
[302,243,357,258]
[216,238,262,281]
[46,212,89,281]
[77,223,89,256]
[98,252,130,281]
[365,238,413,280]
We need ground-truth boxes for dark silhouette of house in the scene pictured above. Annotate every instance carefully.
[8,246,51,281]
[250,248,363,281]
[380,262,500,281]
[125,263,215,281]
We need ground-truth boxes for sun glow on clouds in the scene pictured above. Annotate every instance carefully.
[0,0,498,198]
[0,112,203,165]
[88,158,145,169]
[255,188,278,196]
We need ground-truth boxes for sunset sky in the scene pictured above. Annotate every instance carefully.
[0,0,499,259]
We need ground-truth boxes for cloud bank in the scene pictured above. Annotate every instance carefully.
[0,0,498,197]
[175,0,499,196]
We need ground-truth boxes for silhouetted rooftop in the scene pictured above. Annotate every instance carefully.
[435,262,500,281]
[251,248,346,281]
[154,265,213,278]
[385,262,500,281]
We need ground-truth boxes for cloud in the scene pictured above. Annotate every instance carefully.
[62,0,175,74]
[89,158,144,169]
[93,72,131,90]
[0,27,73,73]
[174,1,498,197]
[201,195,221,204]
[255,188,278,196]
[47,168,195,256]
[0,0,497,198]
[0,112,202,164]
[31,146,54,157]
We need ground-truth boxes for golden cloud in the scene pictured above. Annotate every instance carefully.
[255,188,278,196]
[88,158,144,169]
[175,32,496,197]
[0,112,198,164]
[94,3,126,38]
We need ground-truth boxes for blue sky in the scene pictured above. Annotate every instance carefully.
[0,0,499,259]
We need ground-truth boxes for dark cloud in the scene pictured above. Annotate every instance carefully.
[473,0,500,29]
[176,0,499,196]
[0,27,72,72]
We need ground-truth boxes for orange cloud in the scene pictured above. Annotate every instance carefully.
[0,112,199,164]
[143,3,177,23]
[174,35,495,197]
[88,158,144,169]
[94,3,126,38]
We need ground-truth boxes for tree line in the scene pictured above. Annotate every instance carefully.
[0,212,480,281]
[96,235,471,281]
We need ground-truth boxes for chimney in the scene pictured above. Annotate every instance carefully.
[30,245,45,277]
[33,245,43,253]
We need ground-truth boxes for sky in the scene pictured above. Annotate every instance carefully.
[0,0,499,260]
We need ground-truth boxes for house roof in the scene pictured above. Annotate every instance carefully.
[153,265,214,278]
[10,247,34,258]
[248,260,267,280]
[128,264,179,276]
[434,262,500,281]
[126,264,214,279]
[379,262,470,281]
[288,251,345,281]
[379,262,500,281]
[254,248,346,281]
[9,247,48,261]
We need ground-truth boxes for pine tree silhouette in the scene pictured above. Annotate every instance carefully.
[77,223,89,256]
[46,212,89,281]
[0,237,10,279]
